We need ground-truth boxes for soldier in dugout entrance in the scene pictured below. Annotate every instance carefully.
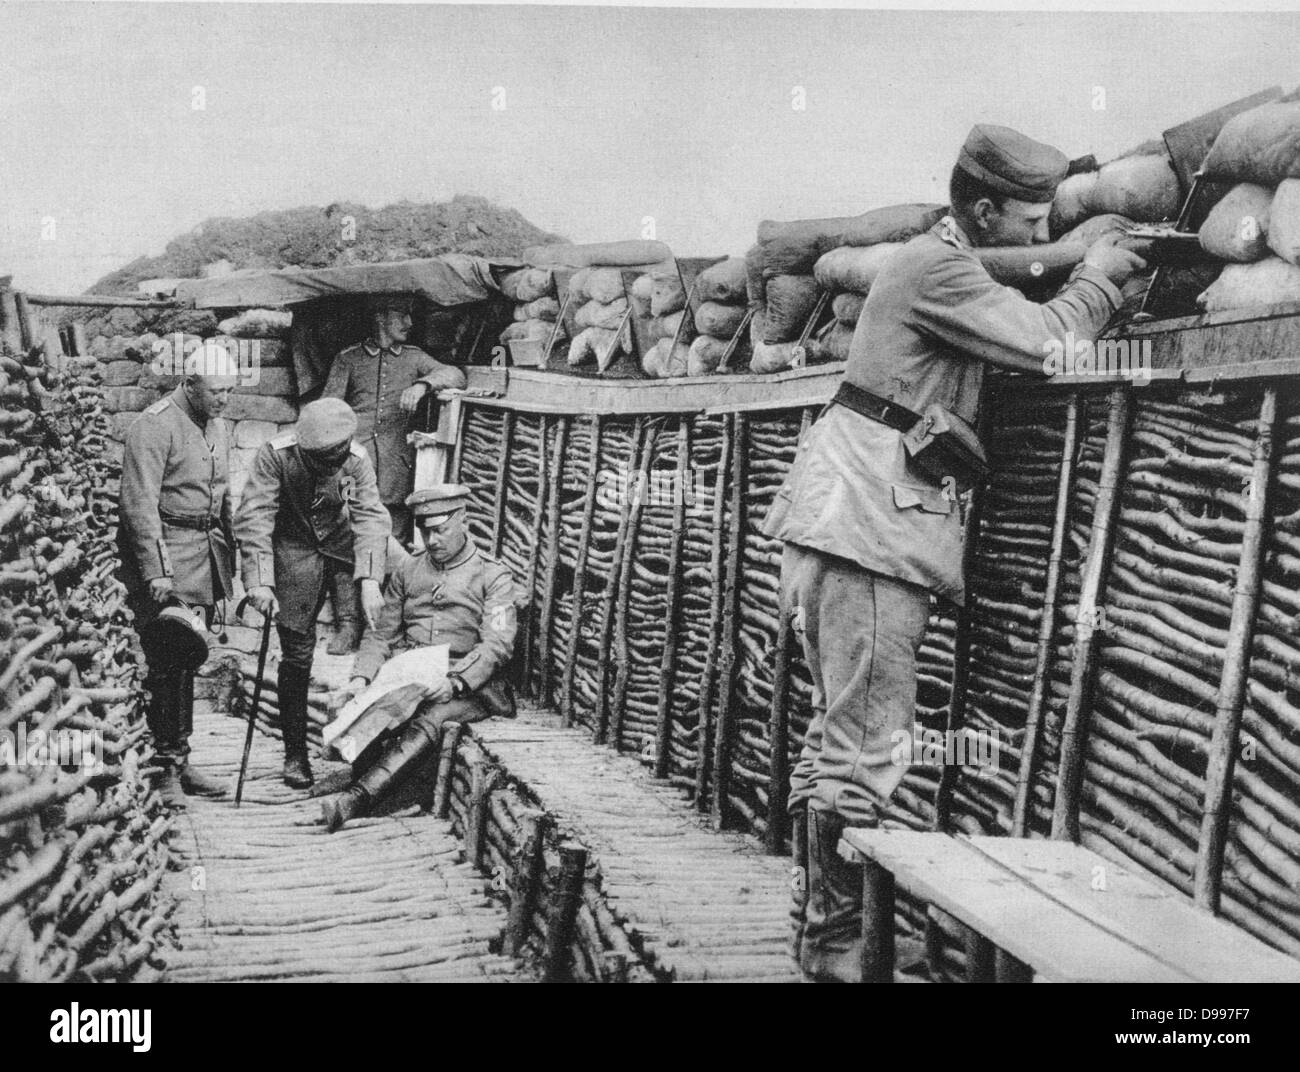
[320,484,519,833]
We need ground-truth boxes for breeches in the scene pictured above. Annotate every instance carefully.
[783,542,929,826]
[276,559,360,670]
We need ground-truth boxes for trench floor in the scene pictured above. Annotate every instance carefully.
[160,711,529,983]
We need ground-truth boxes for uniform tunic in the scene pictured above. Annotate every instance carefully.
[322,341,467,506]
[117,386,234,610]
[235,434,390,633]
[763,217,1122,823]
[352,538,518,691]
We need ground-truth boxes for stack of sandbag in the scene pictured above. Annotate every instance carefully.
[497,267,559,355]
[747,203,947,372]
[566,266,633,373]
[1049,145,1183,237]
[1193,98,1300,312]
[635,267,693,378]
[684,257,749,376]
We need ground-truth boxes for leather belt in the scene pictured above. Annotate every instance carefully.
[160,512,221,532]
[831,381,921,434]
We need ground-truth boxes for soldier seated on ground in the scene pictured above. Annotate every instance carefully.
[320,484,519,832]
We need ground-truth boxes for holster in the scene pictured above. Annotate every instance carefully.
[901,403,990,492]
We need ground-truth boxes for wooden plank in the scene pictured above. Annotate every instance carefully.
[711,411,747,829]
[653,418,690,780]
[559,416,602,728]
[839,828,1194,983]
[968,836,1300,983]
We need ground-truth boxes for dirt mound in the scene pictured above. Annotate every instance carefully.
[80,195,564,335]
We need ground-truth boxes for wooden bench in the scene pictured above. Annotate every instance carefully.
[839,828,1300,983]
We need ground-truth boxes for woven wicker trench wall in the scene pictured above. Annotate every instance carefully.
[456,378,1300,959]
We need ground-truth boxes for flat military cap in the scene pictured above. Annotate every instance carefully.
[296,398,358,451]
[956,124,1069,203]
[408,484,470,528]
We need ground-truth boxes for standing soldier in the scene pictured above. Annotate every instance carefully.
[763,124,1146,982]
[321,484,518,832]
[118,343,240,807]
[322,294,466,569]
[236,398,390,788]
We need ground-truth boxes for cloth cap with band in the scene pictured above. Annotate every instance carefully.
[297,398,358,452]
[408,484,470,529]
[956,123,1069,204]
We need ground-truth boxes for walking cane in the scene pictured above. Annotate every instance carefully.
[234,595,275,807]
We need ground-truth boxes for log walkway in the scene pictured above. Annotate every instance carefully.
[160,711,528,983]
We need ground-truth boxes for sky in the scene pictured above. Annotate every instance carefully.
[1,2,1297,292]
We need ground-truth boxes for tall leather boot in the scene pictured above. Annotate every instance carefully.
[174,669,224,797]
[800,807,865,984]
[145,667,186,808]
[790,804,810,963]
[278,663,314,789]
[321,720,438,833]
[326,572,363,655]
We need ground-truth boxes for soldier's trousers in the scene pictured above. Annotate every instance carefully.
[277,559,362,671]
[143,666,195,765]
[783,543,930,826]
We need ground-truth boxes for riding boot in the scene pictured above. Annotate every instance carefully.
[327,572,363,655]
[278,663,314,788]
[354,719,440,804]
[790,804,810,963]
[145,667,186,808]
[800,807,868,984]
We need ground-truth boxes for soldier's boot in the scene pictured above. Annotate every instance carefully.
[278,664,314,789]
[169,669,224,797]
[145,668,187,809]
[322,721,438,834]
[327,571,363,656]
[789,804,810,963]
[800,807,875,984]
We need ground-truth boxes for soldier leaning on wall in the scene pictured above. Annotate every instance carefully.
[117,346,241,808]
[763,123,1148,983]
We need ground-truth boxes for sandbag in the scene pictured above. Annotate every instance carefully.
[694,301,746,338]
[524,240,673,268]
[216,309,293,339]
[744,243,766,306]
[569,267,625,304]
[1050,171,1099,235]
[567,325,630,372]
[1203,101,1300,187]
[831,292,865,326]
[1198,183,1274,262]
[512,296,560,322]
[500,319,554,343]
[499,267,555,303]
[641,337,691,379]
[811,320,854,362]
[1197,257,1300,312]
[1089,152,1181,222]
[763,274,820,343]
[749,339,796,374]
[758,204,945,276]
[650,274,687,317]
[695,257,748,303]
[651,310,688,342]
[1267,179,1300,266]
[575,297,629,330]
[630,273,654,317]
[814,243,903,294]
[687,335,730,376]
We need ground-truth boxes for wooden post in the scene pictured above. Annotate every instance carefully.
[489,410,515,558]
[609,421,657,751]
[433,723,465,820]
[449,398,468,482]
[860,859,896,984]
[504,810,551,957]
[519,415,550,693]
[541,843,588,983]
[466,758,497,871]
[653,418,691,779]
[1012,392,1082,838]
[593,418,645,745]
[694,415,734,809]
[560,416,602,728]
[1051,383,1131,842]
[0,289,22,351]
[1194,385,1278,912]
[711,411,748,829]
[14,292,37,352]
[535,416,570,706]
[70,322,89,359]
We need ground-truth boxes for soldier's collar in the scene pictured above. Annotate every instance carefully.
[362,338,404,358]
[426,539,476,570]
[935,215,974,251]
[172,384,205,429]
